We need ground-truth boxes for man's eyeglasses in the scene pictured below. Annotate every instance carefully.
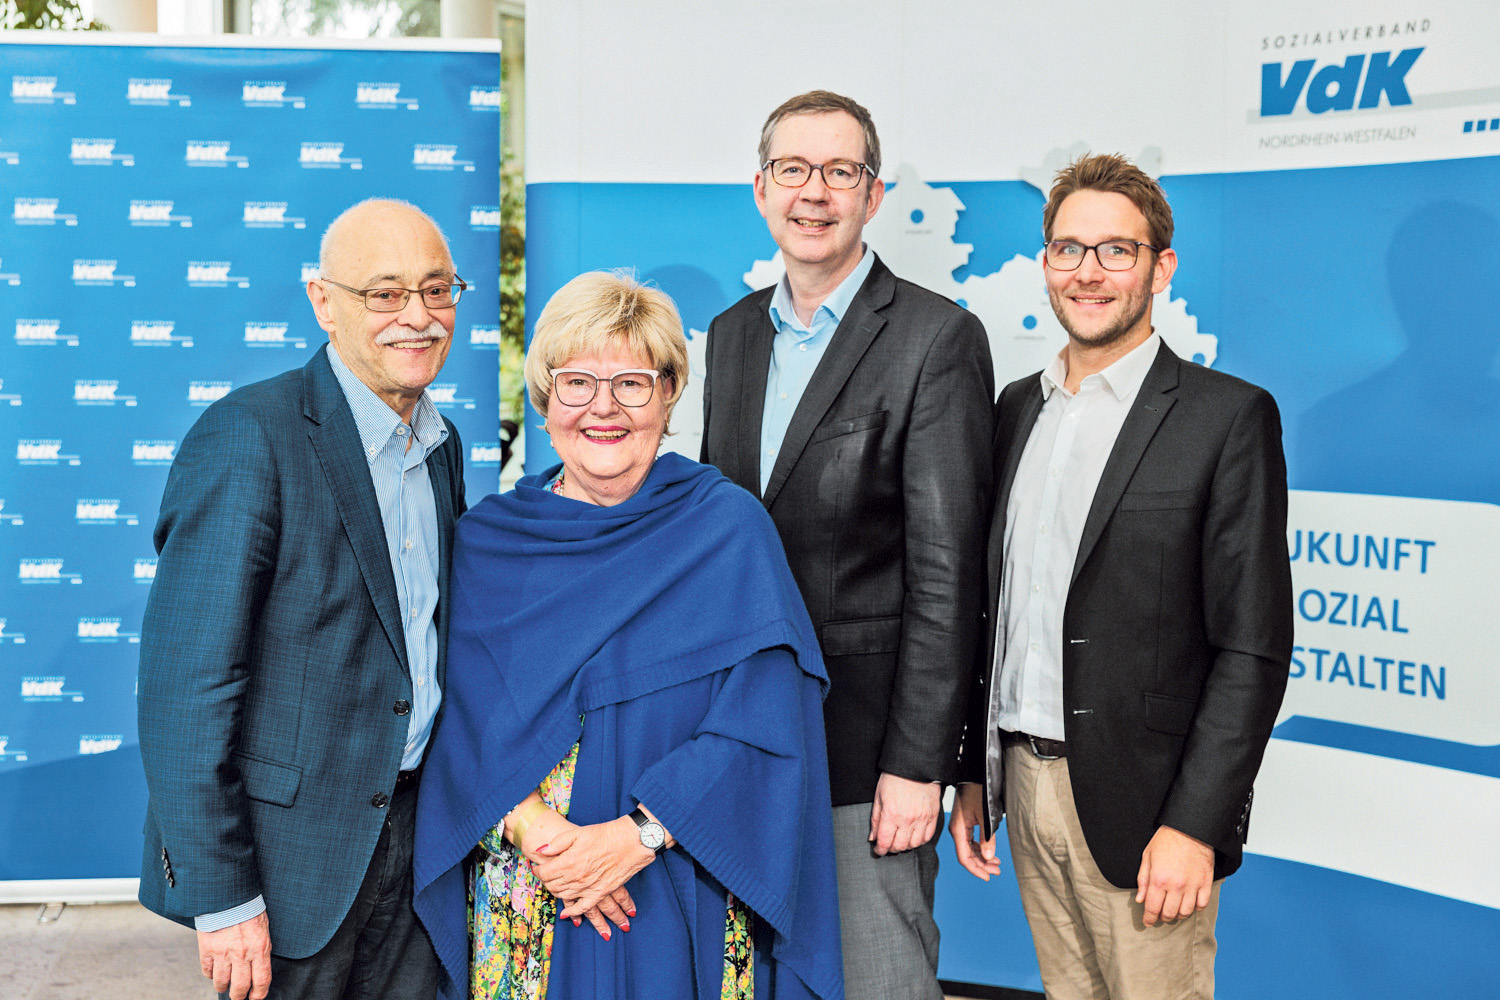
[321,277,468,312]
[762,157,873,190]
[550,368,661,408]
[1043,240,1160,272]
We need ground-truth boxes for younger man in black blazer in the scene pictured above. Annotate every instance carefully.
[949,154,1293,999]
[701,91,993,999]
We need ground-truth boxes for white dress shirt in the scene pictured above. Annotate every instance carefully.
[995,333,1162,740]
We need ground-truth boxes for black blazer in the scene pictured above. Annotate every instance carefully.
[702,254,995,805]
[959,342,1293,888]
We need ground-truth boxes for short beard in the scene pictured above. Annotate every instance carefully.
[1050,284,1153,352]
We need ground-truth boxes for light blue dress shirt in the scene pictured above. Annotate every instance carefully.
[191,344,448,934]
[759,248,876,495]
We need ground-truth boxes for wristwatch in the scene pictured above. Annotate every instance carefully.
[629,807,667,856]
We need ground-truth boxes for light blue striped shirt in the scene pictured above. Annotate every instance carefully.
[759,248,875,494]
[195,344,449,933]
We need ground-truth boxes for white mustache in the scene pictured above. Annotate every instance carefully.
[376,321,448,346]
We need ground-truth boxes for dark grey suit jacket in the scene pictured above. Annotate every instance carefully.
[959,342,1293,888]
[137,347,466,957]
[702,254,994,805]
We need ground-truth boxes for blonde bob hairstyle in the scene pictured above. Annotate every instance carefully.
[524,270,689,425]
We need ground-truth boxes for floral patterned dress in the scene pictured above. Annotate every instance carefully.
[469,735,754,1000]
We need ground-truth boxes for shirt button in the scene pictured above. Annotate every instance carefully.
[1033,583,1042,593]
[367,447,378,458]
[416,676,425,687]
[1029,641,1038,652]
[1050,467,1059,478]
[798,344,808,352]
[397,426,407,436]
[404,539,413,550]
[393,700,411,716]
[371,792,389,808]
[1039,523,1049,534]
[780,393,788,400]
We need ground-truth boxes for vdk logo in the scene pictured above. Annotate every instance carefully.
[17,440,80,466]
[242,81,304,109]
[243,202,305,229]
[73,260,135,287]
[470,443,502,466]
[1262,48,1423,116]
[413,144,475,172]
[129,200,192,228]
[132,439,177,465]
[470,206,500,229]
[15,319,76,346]
[356,82,418,109]
[132,321,192,348]
[22,677,82,702]
[299,142,362,170]
[78,617,132,642]
[11,75,74,104]
[244,322,304,349]
[13,198,76,226]
[427,384,476,410]
[74,380,137,406]
[0,619,25,645]
[469,86,501,110]
[187,261,249,288]
[76,499,138,525]
[79,735,124,754]
[0,498,24,525]
[134,557,158,583]
[188,381,233,405]
[127,77,190,107]
[470,325,500,348]
[0,378,18,407]
[70,138,132,166]
[301,263,321,283]
[185,140,249,168]
[19,558,80,583]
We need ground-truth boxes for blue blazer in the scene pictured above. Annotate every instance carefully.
[137,347,466,958]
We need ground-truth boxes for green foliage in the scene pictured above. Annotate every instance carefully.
[498,57,526,426]
[253,0,438,37]
[2,0,104,30]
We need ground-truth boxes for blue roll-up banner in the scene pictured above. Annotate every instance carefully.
[524,2,1499,996]
[0,34,500,896]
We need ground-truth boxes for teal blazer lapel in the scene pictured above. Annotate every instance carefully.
[1070,343,1181,587]
[425,434,455,689]
[302,349,409,675]
[762,259,893,509]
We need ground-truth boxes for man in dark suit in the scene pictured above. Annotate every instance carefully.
[701,90,993,999]
[137,199,468,1000]
[949,154,1293,999]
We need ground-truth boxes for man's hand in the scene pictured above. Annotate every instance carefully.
[869,772,941,856]
[197,911,271,1000]
[947,782,1001,880]
[1135,825,1215,926]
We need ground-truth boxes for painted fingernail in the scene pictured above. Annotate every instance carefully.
[626,908,636,917]
[572,917,581,926]
[536,843,549,853]
[621,922,630,932]
[602,930,611,942]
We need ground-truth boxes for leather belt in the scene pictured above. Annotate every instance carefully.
[1003,730,1067,759]
[394,768,422,793]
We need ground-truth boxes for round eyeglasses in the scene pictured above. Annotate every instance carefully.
[762,157,873,190]
[1044,240,1160,272]
[321,277,467,312]
[550,368,660,408]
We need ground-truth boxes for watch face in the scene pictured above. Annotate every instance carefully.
[639,821,666,852]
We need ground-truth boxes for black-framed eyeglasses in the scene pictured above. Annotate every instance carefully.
[762,157,873,190]
[1044,240,1160,272]
[549,368,660,408]
[321,277,468,312]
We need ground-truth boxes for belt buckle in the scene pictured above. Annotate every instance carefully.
[1028,734,1062,761]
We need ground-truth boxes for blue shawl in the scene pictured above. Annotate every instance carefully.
[414,453,843,1000]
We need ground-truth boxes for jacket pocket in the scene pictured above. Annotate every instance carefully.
[820,615,902,656]
[233,752,302,807]
[1143,692,1197,736]
[809,409,888,445]
[1118,489,1199,511]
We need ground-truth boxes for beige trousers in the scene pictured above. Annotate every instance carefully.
[1003,743,1220,1000]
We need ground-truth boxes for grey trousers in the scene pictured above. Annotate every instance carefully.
[222,780,439,1000]
[831,802,945,1000]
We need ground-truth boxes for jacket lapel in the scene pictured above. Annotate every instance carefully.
[426,434,455,688]
[737,309,775,500]
[988,383,1045,611]
[303,348,410,675]
[762,258,893,509]
[1070,343,1181,587]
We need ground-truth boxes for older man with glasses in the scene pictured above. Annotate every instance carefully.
[700,90,995,1000]
[137,198,468,1000]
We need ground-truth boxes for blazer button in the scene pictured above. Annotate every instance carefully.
[393,700,411,716]
[371,792,389,808]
